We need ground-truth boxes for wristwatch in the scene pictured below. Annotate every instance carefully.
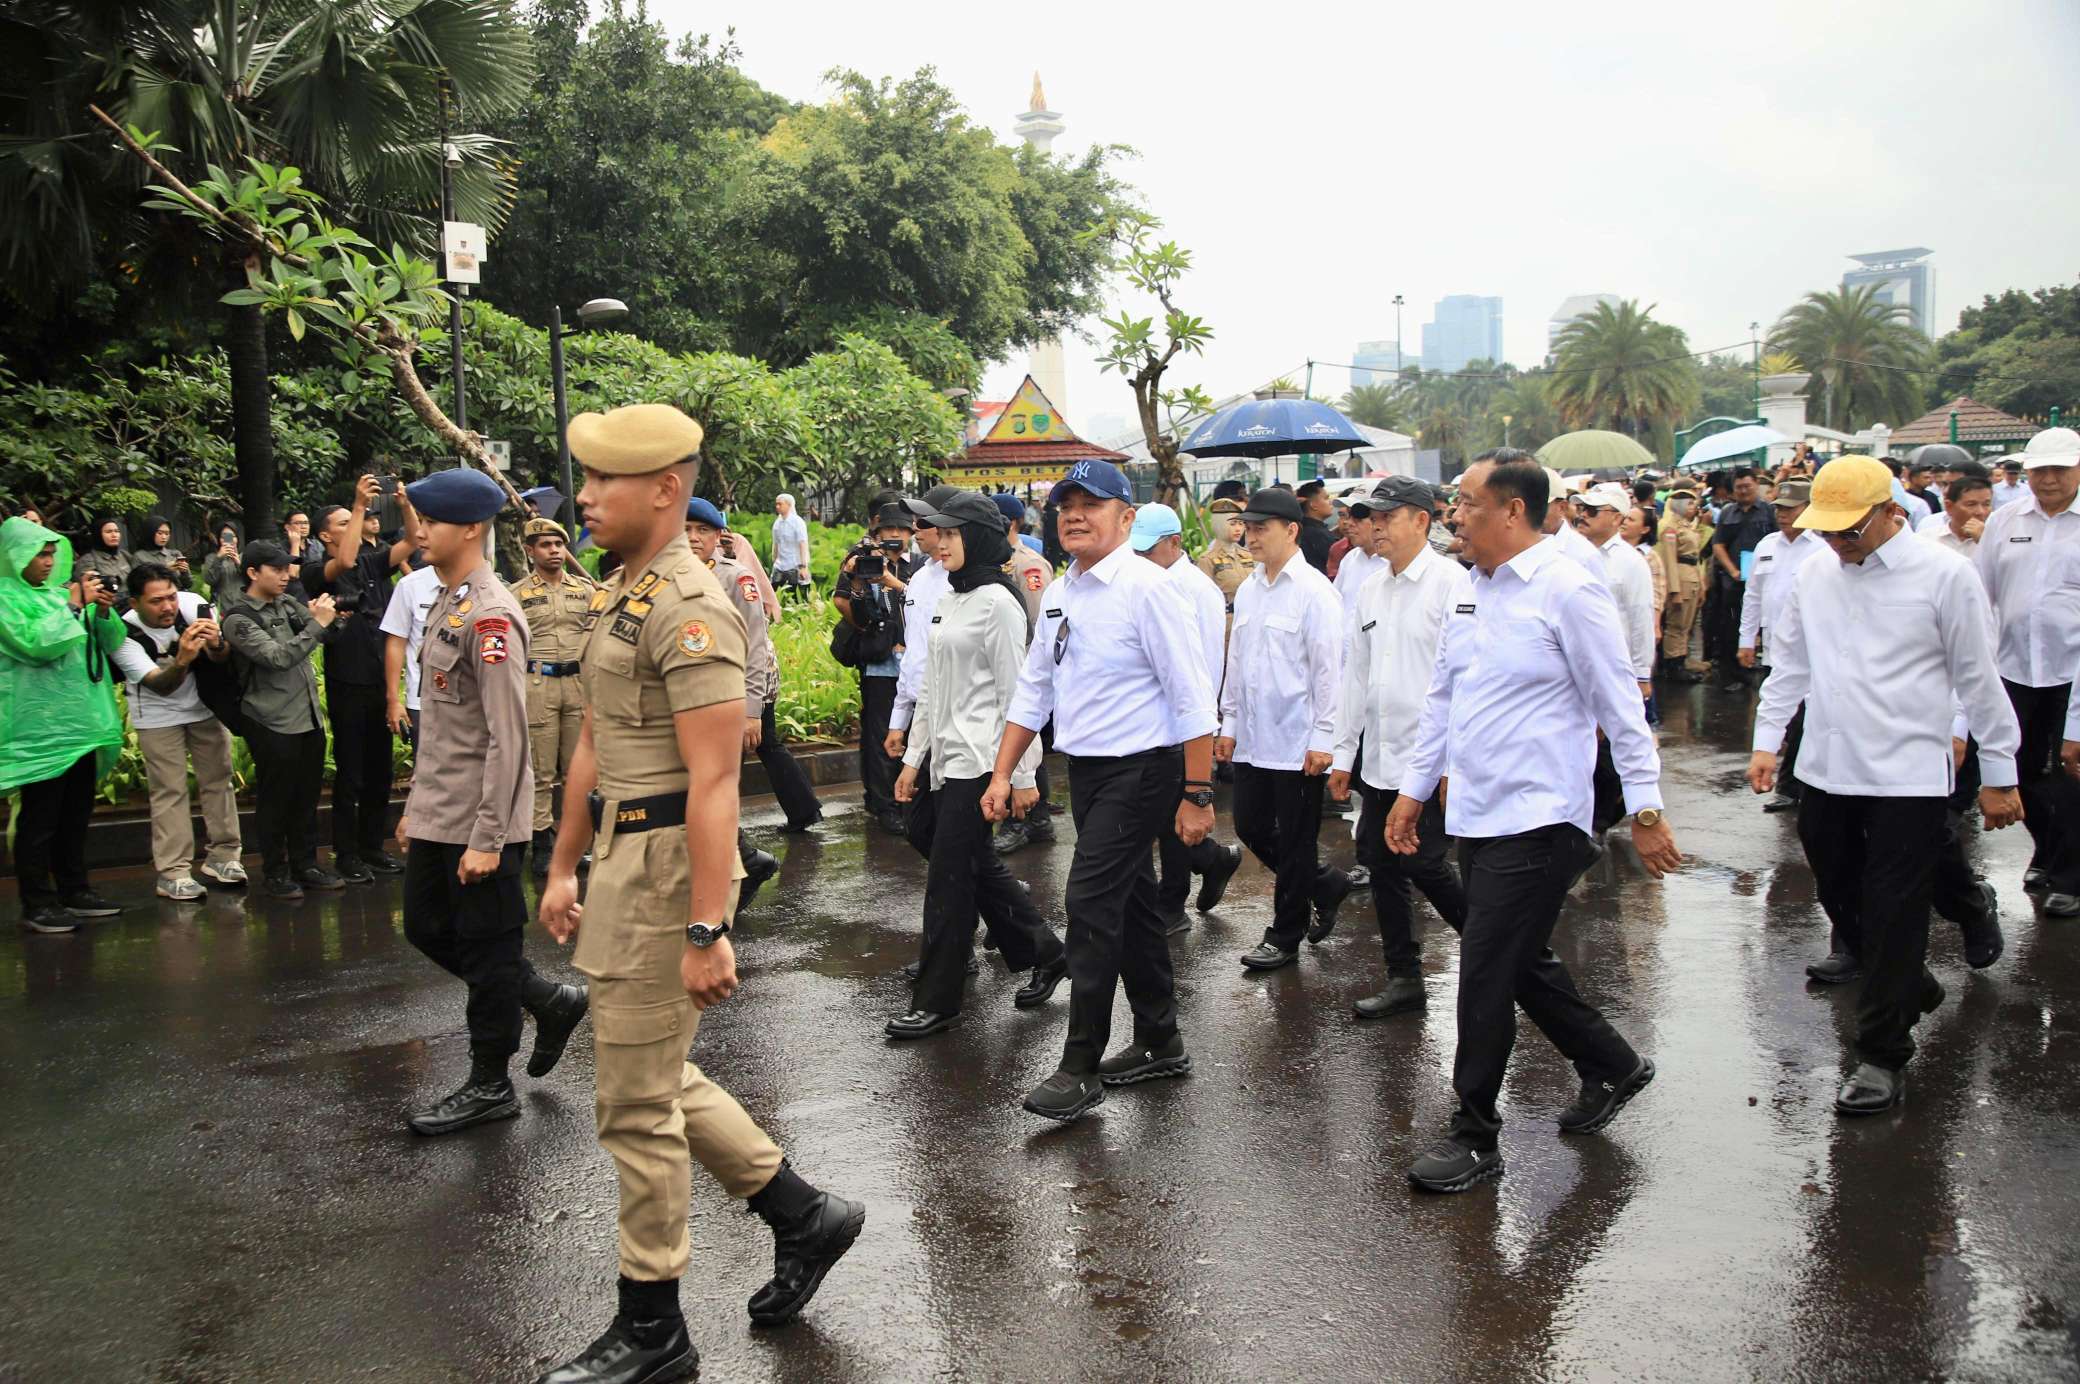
[1181,787,1216,808]
[1635,808,1663,828]
[685,920,732,948]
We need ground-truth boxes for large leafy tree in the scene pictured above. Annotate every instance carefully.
[1549,299,1700,448]
[0,0,535,531]
[1933,281,2080,419]
[1768,284,1929,431]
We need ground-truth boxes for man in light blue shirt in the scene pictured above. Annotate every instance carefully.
[770,493,812,598]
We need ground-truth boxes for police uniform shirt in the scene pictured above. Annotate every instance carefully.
[1737,529,1823,656]
[1333,547,1473,792]
[1007,541,1216,757]
[1163,556,1229,703]
[515,564,601,664]
[1219,556,1343,772]
[889,558,950,732]
[711,552,775,716]
[1196,540,1254,611]
[1975,492,2080,688]
[1007,543,1051,640]
[1755,527,2020,796]
[404,563,534,850]
[1597,533,1658,679]
[1400,539,1664,839]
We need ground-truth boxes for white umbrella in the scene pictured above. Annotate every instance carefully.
[1679,424,1791,470]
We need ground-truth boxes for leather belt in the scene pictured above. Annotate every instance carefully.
[1676,556,1700,565]
[588,790,685,834]
[529,659,582,676]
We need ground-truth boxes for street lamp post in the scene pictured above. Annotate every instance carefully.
[1392,294,1405,375]
[549,298,630,527]
[1502,413,1513,449]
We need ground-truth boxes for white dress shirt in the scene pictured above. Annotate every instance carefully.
[1334,546,1473,791]
[770,512,811,572]
[1736,529,1823,658]
[1162,554,1229,702]
[1597,534,1657,678]
[1550,521,1610,585]
[903,583,1041,789]
[889,557,949,731]
[1400,539,1664,838]
[1332,545,1386,607]
[1220,554,1344,770]
[379,563,443,711]
[1991,478,2030,508]
[1007,541,1217,756]
[1755,526,2019,794]
[113,593,214,729]
[1975,493,2080,688]
[1917,511,1980,559]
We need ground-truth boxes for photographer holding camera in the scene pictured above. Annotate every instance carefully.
[834,496,916,834]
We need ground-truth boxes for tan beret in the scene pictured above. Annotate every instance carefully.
[567,403,705,475]
[522,517,568,543]
[1207,497,1245,514]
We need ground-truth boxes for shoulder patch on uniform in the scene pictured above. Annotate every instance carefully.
[608,613,643,645]
[678,620,713,657]
[1024,568,1045,591]
[480,630,509,663]
[736,573,760,605]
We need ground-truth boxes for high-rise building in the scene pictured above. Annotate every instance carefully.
[1350,339,1406,388]
[1843,248,1935,337]
[1013,74,1069,412]
[1547,293,1622,355]
[1419,296,1503,374]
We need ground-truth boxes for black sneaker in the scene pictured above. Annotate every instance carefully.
[1195,844,1243,912]
[1024,811,1057,844]
[1407,1137,1504,1193]
[408,1077,519,1135]
[535,1315,697,1384]
[991,819,1033,855]
[1022,1069,1105,1122]
[1239,942,1297,971]
[1096,1034,1191,1086]
[264,873,305,902]
[299,866,347,891]
[335,858,376,885]
[1557,1056,1656,1134]
[525,983,591,1078]
[20,906,79,934]
[63,890,122,919]
[2023,866,2050,892]
[363,851,405,876]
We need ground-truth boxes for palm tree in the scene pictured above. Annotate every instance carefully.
[1548,299,1699,441]
[1338,381,1408,432]
[1768,285,1930,431]
[0,0,534,531]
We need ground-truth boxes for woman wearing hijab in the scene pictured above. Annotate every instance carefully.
[886,491,1069,1039]
[1,516,128,932]
[135,515,193,590]
[71,515,134,611]
[199,518,244,600]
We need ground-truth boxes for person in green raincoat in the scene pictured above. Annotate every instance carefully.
[1,516,129,933]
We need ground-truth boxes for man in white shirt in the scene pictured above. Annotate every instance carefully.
[1331,523,1386,606]
[1574,483,1657,685]
[1732,482,1823,812]
[380,554,442,746]
[1751,456,2023,1117]
[1976,426,2080,915]
[1220,488,1352,971]
[1990,459,2030,508]
[1131,502,1244,933]
[112,563,246,899]
[769,493,812,598]
[1387,455,1681,1193]
[1918,469,1991,557]
[988,460,1218,1122]
[1536,464,1611,585]
[1329,477,1471,1019]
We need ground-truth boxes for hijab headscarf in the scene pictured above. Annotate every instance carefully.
[90,515,127,554]
[946,515,1018,600]
[136,514,174,551]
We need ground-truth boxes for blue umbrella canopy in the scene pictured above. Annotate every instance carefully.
[1180,398,1370,459]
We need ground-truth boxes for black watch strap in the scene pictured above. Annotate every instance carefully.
[685,920,733,947]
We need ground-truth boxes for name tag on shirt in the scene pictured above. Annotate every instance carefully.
[1360,620,1377,631]
[1757,555,1773,564]
[1455,603,1476,614]
[931,615,943,624]
[1045,607,1063,618]
[2010,536,2033,543]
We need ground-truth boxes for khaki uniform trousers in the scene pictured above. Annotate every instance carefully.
[527,673,587,834]
[135,718,242,880]
[1662,594,1700,661]
[574,818,778,1282]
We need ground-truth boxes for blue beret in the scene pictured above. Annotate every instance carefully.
[685,497,727,529]
[989,493,1026,523]
[406,468,506,524]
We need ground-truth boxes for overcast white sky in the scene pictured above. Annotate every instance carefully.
[658,0,2080,436]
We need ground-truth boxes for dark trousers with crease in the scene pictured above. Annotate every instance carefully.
[2006,679,2080,892]
[1060,748,1183,1074]
[905,755,1012,940]
[247,723,325,875]
[1231,762,1346,951]
[1451,823,1637,1150]
[910,774,1063,1014]
[1355,779,1465,977]
[1796,787,1947,1071]
[757,700,822,827]
[328,682,394,863]
[14,752,98,911]
[403,840,549,1073]
[858,675,900,818]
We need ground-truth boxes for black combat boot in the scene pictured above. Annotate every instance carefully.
[524,980,591,1078]
[409,1053,518,1135]
[537,1276,696,1384]
[532,827,556,878]
[744,1161,866,1326]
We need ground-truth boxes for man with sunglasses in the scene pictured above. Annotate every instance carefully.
[986,461,1219,1123]
[1748,456,2022,1118]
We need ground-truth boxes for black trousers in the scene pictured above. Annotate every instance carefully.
[1451,823,1637,1149]
[1032,720,1056,819]
[910,775,1064,1014]
[1777,698,1806,800]
[1703,569,1744,668]
[905,765,1013,943]
[1060,748,1183,1075]
[1231,762,1346,951]
[14,752,98,911]
[1354,780,1465,977]
[402,840,546,1071]
[2006,680,2080,892]
[328,682,394,862]
[757,700,822,828]
[1796,788,1947,1071]
[1156,831,1227,914]
[858,675,900,818]
[247,723,325,874]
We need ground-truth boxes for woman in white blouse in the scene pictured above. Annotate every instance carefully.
[888,492,1069,1039]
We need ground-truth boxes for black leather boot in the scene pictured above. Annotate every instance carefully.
[745,1162,865,1326]
[525,981,591,1078]
[532,827,556,878]
[537,1277,696,1384]
[409,1057,518,1136]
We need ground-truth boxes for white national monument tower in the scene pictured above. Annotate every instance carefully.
[1013,73,1069,415]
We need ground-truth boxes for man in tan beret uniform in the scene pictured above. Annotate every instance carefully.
[535,404,864,1384]
[516,516,601,875]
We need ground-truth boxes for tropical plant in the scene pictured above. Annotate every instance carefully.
[780,338,965,515]
[1768,284,1929,431]
[1932,280,2080,418]
[1338,382,1409,432]
[1549,300,1700,446]
[1090,210,1214,506]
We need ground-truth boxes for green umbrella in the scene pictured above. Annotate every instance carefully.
[1535,430,1658,473]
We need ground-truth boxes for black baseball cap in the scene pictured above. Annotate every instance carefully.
[1295,478,1326,498]
[917,490,1008,532]
[1210,478,1248,502]
[902,484,965,519]
[1349,475,1437,517]
[1237,488,1305,524]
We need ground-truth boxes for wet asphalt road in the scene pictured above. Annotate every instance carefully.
[4,688,2079,1383]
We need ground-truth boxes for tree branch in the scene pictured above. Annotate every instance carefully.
[87,104,310,269]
